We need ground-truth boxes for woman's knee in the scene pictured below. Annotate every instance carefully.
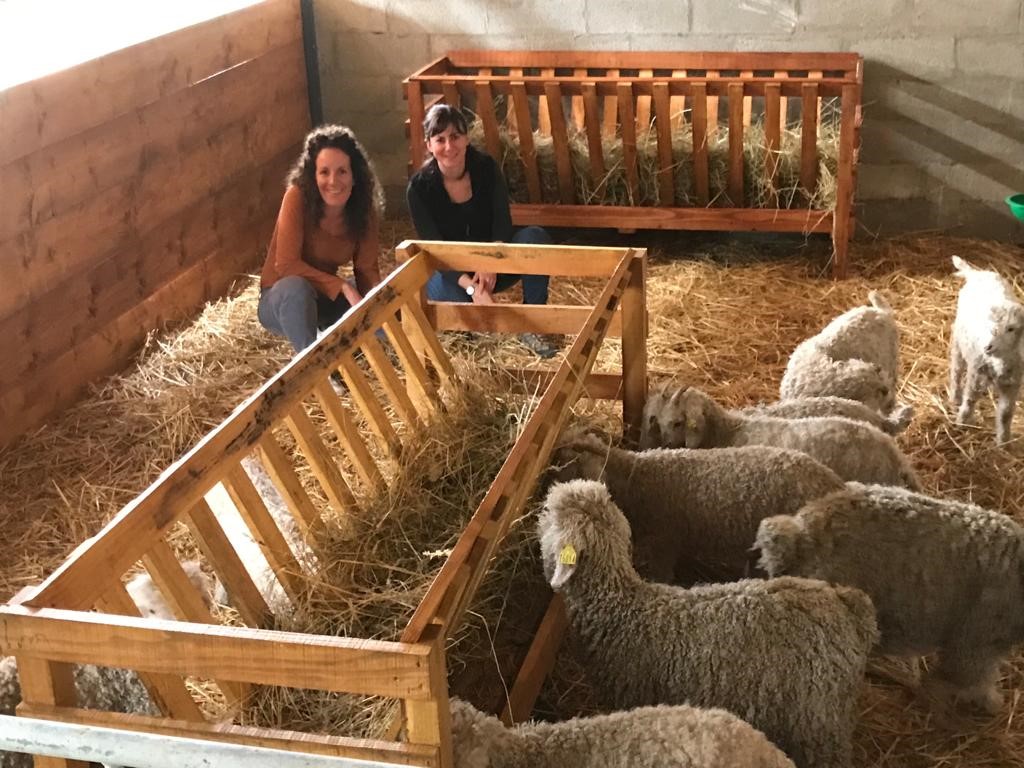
[274,275,318,303]
[512,226,552,245]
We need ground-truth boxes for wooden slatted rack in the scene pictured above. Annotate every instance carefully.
[404,50,863,277]
[0,242,647,768]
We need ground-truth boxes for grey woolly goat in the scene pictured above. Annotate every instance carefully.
[641,390,911,448]
[780,291,901,413]
[551,432,844,582]
[949,255,1024,444]
[646,387,920,489]
[538,480,878,768]
[449,697,795,768]
[756,482,1024,715]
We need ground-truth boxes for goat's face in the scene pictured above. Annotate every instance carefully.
[834,360,895,414]
[983,304,1024,364]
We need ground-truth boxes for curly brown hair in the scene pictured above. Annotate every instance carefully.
[286,124,384,240]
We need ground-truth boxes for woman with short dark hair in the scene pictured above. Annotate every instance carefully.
[406,104,557,358]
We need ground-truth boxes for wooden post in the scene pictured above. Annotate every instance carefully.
[13,658,88,768]
[832,83,859,279]
[691,83,710,206]
[764,83,781,209]
[617,83,640,206]
[727,83,744,207]
[799,82,820,198]
[402,626,453,768]
[581,82,606,200]
[652,82,674,207]
[620,249,647,446]
[407,80,426,170]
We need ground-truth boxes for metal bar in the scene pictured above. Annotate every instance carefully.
[0,715,415,768]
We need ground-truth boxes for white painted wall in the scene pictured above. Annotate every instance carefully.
[315,0,1024,239]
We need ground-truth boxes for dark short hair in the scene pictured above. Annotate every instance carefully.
[286,124,383,239]
[422,103,469,140]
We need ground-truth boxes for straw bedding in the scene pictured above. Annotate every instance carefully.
[2,230,1024,767]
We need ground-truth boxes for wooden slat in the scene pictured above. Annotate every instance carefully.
[800,82,820,196]
[500,594,566,725]
[669,69,686,131]
[0,604,435,698]
[510,81,541,203]
[504,68,522,137]
[727,83,745,206]
[408,240,631,276]
[185,500,273,628]
[0,0,302,167]
[776,70,790,132]
[810,70,824,124]
[337,354,402,456]
[360,334,422,430]
[741,70,753,126]
[222,464,309,603]
[581,82,607,200]
[428,303,623,336]
[140,541,245,707]
[382,316,438,418]
[537,68,554,133]
[443,50,864,73]
[11,657,88,768]
[510,204,834,232]
[832,83,859,279]
[602,69,619,137]
[19,704,440,768]
[474,81,503,163]
[254,435,326,536]
[652,83,675,206]
[706,70,720,134]
[311,382,385,491]
[691,83,710,206]
[617,82,640,205]
[400,296,456,384]
[635,69,653,132]
[544,82,575,204]
[95,584,205,722]
[764,82,782,209]
[571,68,586,128]
[282,405,360,517]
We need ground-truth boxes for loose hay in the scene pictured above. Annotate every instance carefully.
[469,110,840,210]
[3,230,1024,767]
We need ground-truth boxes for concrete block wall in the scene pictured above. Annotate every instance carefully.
[314,0,1024,240]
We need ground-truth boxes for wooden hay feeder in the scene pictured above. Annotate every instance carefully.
[0,241,647,768]
[404,50,863,277]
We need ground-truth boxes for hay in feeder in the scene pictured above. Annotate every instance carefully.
[239,360,554,737]
[468,110,840,210]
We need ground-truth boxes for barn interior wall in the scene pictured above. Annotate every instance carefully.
[314,0,1024,241]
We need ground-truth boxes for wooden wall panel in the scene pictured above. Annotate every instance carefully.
[0,0,310,446]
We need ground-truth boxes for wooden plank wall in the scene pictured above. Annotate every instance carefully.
[0,0,309,447]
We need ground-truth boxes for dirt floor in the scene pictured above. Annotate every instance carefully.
[2,223,1024,766]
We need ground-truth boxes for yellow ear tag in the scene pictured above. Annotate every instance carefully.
[558,544,577,565]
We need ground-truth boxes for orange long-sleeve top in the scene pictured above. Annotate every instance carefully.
[260,185,382,300]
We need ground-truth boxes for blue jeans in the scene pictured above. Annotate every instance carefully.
[257,275,353,353]
[426,226,551,304]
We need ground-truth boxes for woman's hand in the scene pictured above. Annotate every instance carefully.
[471,289,494,305]
[474,271,497,294]
[340,280,362,307]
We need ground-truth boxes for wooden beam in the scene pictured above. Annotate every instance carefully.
[510,205,833,232]
[0,605,435,698]
[500,595,567,725]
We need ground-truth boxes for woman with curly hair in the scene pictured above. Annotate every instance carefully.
[258,125,384,353]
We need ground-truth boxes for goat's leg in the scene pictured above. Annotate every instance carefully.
[994,375,1021,444]
[956,364,984,425]
[948,340,966,408]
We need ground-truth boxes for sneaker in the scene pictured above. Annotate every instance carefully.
[518,332,558,359]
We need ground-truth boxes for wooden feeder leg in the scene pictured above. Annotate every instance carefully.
[620,251,648,446]
[14,657,90,768]
[403,628,453,768]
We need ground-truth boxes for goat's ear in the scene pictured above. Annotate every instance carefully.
[550,543,580,589]
[668,386,687,405]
